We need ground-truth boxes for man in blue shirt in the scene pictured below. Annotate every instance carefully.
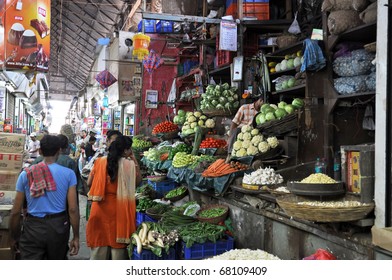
[9,135,80,260]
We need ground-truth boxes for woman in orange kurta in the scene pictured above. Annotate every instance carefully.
[86,136,141,260]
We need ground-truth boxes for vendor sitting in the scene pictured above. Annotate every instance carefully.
[227,97,263,161]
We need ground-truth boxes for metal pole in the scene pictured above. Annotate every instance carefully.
[385,0,392,227]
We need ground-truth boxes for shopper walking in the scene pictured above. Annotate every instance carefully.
[9,135,80,260]
[86,136,141,260]
[28,132,40,159]
[84,136,97,162]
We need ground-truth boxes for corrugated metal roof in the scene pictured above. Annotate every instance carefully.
[49,0,131,93]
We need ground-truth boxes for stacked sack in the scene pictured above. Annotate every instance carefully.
[333,47,376,95]
[322,0,377,35]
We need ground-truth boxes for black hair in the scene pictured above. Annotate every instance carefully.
[107,136,133,182]
[40,135,61,157]
[57,134,69,150]
[106,130,123,141]
[89,136,97,143]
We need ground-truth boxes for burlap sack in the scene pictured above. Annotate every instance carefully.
[322,0,368,12]
[328,10,363,35]
[359,2,377,24]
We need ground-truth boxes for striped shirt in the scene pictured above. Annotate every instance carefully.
[232,103,258,127]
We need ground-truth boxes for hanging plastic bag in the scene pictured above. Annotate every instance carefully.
[288,12,301,35]
[362,104,375,130]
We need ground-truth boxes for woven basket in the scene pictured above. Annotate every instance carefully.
[276,35,298,49]
[164,187,189,202]
[276,195,374,222]
[147,175,167,182]
[254,111,300,136]
[153,130,179,140]
[196,204,229,225]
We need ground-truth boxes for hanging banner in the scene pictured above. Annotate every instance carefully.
[1,0,51,71]
[219,20,237,52]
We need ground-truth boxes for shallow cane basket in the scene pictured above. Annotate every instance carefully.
[276,194,374,223]
[153,130,179,140]
[196,204,229,225]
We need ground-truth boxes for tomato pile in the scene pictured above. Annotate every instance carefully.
[199,138,227,149]
[152,121,179,134]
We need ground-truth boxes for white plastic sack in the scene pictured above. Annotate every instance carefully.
[288,12,301,35]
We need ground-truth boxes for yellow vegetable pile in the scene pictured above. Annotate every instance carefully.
[300,173,337,184]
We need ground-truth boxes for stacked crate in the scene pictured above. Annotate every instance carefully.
[0,133,25,260]
[226,0,270,20]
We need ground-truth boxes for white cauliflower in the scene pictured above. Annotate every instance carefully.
[236,148,247,157]
[267,136,279,148]
[205,119,215,128]
[194,111,202,118]
[258,141,270,153]
[231,149,237,156]
[241,125,252,134]
[243,132,252,141]
[250,128,259,136]
[247,145,259,156]
[233,141,243,151]
[242,140,251,149]
[188,116,196,123]
[251,135,263,146]
[236,132,244,141]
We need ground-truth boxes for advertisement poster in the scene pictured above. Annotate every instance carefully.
[145,90,158,109]
[120,79,135,98]
[219,20,237,52]
[1,0,51,71]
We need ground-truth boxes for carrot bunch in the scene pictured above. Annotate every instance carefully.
[152,121,179,134]
[202,159,248,177]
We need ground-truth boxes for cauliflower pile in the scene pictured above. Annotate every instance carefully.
[231,124,279,157]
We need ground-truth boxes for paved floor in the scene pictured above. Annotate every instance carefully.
[69,194,90,260]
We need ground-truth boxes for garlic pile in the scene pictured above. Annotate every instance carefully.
[211,249,281,260]
[243,167,284,185]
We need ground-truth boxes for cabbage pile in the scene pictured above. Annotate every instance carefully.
[255,98,303,125]
[231,125,279,157]
[200,83,240,111]
[173,109,187,126]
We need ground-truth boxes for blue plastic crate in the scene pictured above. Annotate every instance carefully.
[156,20,173,33]
[182,236,234,260]
[137,19,156,33]
[147,179,177,198]
[132,247,176,260]
[136,211,157,227]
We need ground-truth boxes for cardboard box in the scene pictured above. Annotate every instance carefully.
[0,133,26,154]
[0,248,13,260]
[0,205,12,229]
[0,171,19,191]
[0,191,16,205]
[372,226,392,252]
[0,153,23,171]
